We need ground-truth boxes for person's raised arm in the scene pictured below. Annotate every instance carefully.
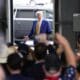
[55,33,76,67]
[24,21,35,41]
[28,22,35,38]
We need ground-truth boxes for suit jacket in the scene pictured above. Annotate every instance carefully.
[28,20,52,38]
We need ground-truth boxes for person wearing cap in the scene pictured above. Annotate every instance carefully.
[24,11,52,40]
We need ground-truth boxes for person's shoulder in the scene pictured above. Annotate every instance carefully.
[7,74,34,80]
[20,75,34,80]
[33,20,37,23]
[42,20,49,24]
[42,19,48,22]
[25,77,34,80]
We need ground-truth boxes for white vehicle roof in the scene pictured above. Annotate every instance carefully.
[14,5,53,11]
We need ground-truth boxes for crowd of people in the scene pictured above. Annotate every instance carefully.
[0,33,80,80]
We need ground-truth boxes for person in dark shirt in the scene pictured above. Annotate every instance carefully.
[32,61,44,80]
[32,43,47,80]
[22,43,47,80]
[6,53,34,80]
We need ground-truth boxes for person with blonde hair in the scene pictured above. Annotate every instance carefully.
[24,10,52,40]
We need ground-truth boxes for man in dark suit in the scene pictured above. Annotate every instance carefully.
[24,11,52,40]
